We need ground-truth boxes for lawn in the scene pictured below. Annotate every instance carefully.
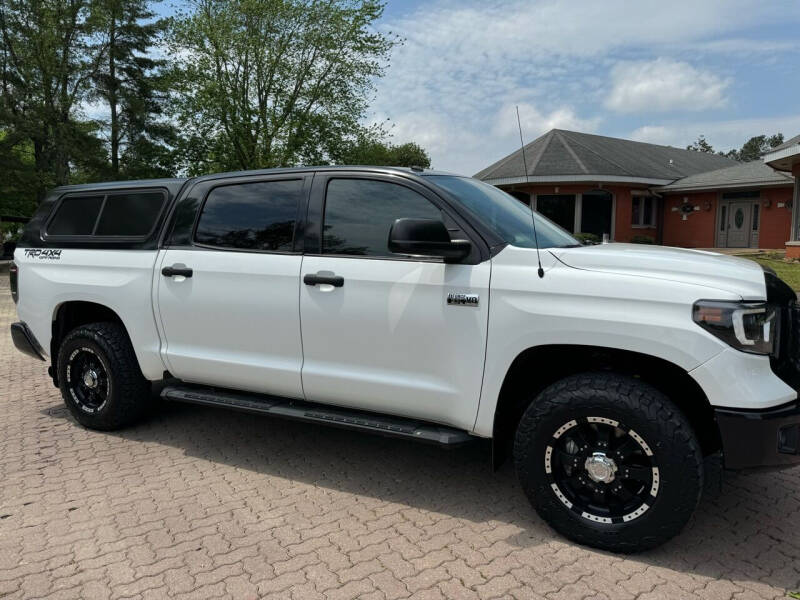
[737,252,800,292]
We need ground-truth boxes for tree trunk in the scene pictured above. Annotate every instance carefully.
[109,14,119,176]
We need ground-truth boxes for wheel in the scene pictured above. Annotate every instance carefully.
[514,372,703,553]
[57,322,150,430]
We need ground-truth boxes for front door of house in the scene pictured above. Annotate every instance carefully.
[726,202,751,248]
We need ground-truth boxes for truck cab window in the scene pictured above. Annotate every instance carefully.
[322,178,442,257]
[194,179,302,251]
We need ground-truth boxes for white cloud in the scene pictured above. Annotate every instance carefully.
[628,115,800,151]
[605,59,730,114]
[372,0,800,173]
[492,103,600,141]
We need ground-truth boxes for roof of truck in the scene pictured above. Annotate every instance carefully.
[52,166,464,194]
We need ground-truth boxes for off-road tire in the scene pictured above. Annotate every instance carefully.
[514,372,703,553]
[57,322,150,430]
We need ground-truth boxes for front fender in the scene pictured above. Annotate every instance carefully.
[472,248,737,436]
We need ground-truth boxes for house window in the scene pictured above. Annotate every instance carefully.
[632,196,655,227]
[535,194,576,232]
[752,204,759,231]
[720,205,726,231]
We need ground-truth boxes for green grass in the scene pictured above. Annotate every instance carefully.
[738,252,800,292]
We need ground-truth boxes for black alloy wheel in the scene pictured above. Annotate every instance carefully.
[545,416,659,525]
[65,347,111,414]
[514,372,703,553]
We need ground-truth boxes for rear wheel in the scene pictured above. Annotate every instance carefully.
[57,322,150,430]
[514,372,703,553]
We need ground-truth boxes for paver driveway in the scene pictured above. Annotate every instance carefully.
[0,275,799,600]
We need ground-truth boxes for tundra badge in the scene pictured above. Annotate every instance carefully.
[447,293,479,307]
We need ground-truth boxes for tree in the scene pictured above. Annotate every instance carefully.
[725,134,784,162]
[686,135,715,154]
[0,0,108,198]
[0,130,39,218]
[92,0,176,179]
[335,132,431,167]
[167,0,399,174]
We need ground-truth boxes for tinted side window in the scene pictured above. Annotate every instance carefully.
[194,179,302,251]
[47,195,103,236]
[323,179,442,257]
[95,192,165,236]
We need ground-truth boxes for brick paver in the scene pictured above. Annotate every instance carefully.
[1,276,799,599]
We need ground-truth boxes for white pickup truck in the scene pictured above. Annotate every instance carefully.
[9,166,800,553]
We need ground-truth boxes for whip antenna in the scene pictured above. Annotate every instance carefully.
[516,106,544,278]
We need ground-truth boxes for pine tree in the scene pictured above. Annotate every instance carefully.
[93,0,175,179]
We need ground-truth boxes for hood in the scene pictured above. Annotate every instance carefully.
[550,243,766,299]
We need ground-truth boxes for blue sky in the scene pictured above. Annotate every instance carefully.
[155,0,800,174]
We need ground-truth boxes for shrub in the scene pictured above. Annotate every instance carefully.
[630,234,655,244]
[573,232,600,245]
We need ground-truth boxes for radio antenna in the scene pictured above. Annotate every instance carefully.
[516,105,544,278]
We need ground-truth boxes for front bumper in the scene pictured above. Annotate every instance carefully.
[10,322,46,361]
[715,401,800,470]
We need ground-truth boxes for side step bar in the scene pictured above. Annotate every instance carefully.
[161,385,474,445]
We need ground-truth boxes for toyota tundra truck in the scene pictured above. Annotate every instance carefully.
[9,166,800,552]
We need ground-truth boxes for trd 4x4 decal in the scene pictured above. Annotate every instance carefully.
[24,249,62,260]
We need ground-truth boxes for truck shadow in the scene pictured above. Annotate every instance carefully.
[43,399,800,591]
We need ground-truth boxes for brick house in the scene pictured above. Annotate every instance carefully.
[762,135,800,256]
[474,129,797,249]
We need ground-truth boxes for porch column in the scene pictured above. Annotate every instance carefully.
[794,176,800,241]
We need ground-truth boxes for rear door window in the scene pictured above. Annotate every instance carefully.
[194,179,302,251]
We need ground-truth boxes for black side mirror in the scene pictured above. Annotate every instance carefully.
[388,218,471,263]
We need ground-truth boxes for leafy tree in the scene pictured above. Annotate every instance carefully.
[167,0,399,174]
[335,132,431,167]
[92,0,176,179]
[0,0,108,198]
[0,130,39,218]
[686,135,715,154]
[725,134,785,162]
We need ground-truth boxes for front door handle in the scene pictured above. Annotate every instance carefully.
[162,265,193,278]
[303,273,344,287]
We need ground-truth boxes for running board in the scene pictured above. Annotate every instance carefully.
[160,385,474,445]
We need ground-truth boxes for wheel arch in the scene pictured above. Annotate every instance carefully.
[50,300,129,386]
[491,344,721,469]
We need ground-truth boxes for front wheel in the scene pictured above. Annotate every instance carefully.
[514,372,703,553]
[57,322,151,430]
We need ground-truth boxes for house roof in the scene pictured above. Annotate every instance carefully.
[474,129,738,185]
[762,134,800,172]
[658,160,794,193]
[767,133,800,154]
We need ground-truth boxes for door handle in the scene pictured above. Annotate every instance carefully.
[303,273,344,287]
[162,265,193,278]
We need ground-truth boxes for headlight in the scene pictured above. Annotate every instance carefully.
[693,300,778,355]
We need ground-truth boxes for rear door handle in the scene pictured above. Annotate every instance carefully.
[303,273,344,287]
[162,265,193,278]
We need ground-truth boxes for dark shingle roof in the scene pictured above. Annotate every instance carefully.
[658,160,794,192]
[474,129,738,183]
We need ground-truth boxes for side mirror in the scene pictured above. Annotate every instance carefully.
[388,218,471,263]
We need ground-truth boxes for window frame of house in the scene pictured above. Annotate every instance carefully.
[532,191,617,240]
[631,195,657,228]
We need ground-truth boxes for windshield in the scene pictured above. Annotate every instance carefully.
[427,175,579,249]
